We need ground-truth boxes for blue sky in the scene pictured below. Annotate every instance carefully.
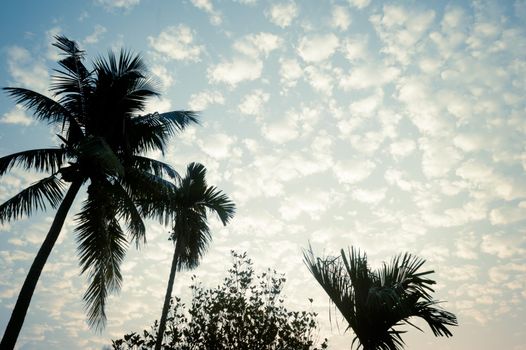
[1,0,525,349]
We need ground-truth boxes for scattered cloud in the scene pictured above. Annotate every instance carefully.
[208,58,262,86]
[1,105,32,126]
[297,33,339,62]
[83,24,107,45]
[96,0,140,11]
[188,90,225,110]
[238,89,269,116]
[148,25,204,61]
[191,0,223,25]
[331,5,351,31]
[267,1,299,28]
[234,32,283,58]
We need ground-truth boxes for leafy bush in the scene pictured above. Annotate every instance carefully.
[112,251,328,350]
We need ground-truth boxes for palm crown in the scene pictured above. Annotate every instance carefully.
[303,245,458,350]
[0,35,198,347]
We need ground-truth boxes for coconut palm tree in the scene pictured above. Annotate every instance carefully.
[152,162,235,350]
[0,36,198,349]
[303,245,457,350]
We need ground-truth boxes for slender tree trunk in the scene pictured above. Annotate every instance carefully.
[0,180,82,350]
[154,244,179,350]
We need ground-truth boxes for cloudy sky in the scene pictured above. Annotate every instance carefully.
[0,0,525,349]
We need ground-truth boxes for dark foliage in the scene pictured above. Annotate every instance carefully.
[112,252,328,350]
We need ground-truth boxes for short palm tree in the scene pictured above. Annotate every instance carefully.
[303,245,457,350]
[0,36,198,349]
[152,162,235,350]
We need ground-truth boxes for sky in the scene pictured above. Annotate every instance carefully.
[0,0,525,349]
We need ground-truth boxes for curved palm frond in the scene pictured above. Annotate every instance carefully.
[121,168,177,226]
[0,174,66,224]
[51,36,92,124]
[130,156,179,180]
[106,180,147,247]
[158,110,200,134]
[2,88,82,139]
[0,148,66,176]
[303,246,356,329]
[75,181,127,330]
[172,207,211,271]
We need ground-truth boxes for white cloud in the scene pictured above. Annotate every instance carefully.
[489,202,526,225]
[279,189,339,221]
[370,5,436,65]
[197,133,236,159]
[238,90,269,116]
[349,89,383,117]
[267,1,299,28]
[340,63,400,90]
[331,5,351,31]
[297,34,339,62]
[348,0,371,9]
[234,32,283,58]
[456,159,526,201]
[143,97,172,115]
[191,0,222,25]
[304,65,334,95]
[341,36,369,61]
[83,24,106,45]
[7,46,49,94]
[352,187,387,205]
[455,232,479,260]
[389,139,416,159]
[419,137,462,179]
[148,25,203,62]
[97,0,140,10]
[279,58,303,92]
[188,90,224,111]
[333,159,376,184]
[481,234,526,259]
[453,133,488,152]
[261,110,299,143]
[150,64,175,91]
[208,58,262,86]
[1,105,32,126]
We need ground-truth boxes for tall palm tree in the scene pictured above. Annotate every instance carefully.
[303,245,457,350]
[0,36,198,349]
[152,162,235,350]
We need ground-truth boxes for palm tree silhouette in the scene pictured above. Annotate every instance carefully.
[0,36,198,349]
[152,162,235,350]
[303,245,457,350]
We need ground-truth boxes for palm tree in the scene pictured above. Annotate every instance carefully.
[152,162,235,350]
[303,245,458,350]
[0,36,198,349]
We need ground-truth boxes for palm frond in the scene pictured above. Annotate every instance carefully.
[158,110,199,134]
[303,245,356,328]
[121,168,177,225]
[172,207,211,271]
[0,174,66,223]
[2,88,82,138]
[0,148,66,176]
[130,156,179,180]
[75,181,127,330]
[410,300,458,337]
[107,180,147,247]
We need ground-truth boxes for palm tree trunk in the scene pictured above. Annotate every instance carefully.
[154,244,179,350]
[0,179,82,350]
